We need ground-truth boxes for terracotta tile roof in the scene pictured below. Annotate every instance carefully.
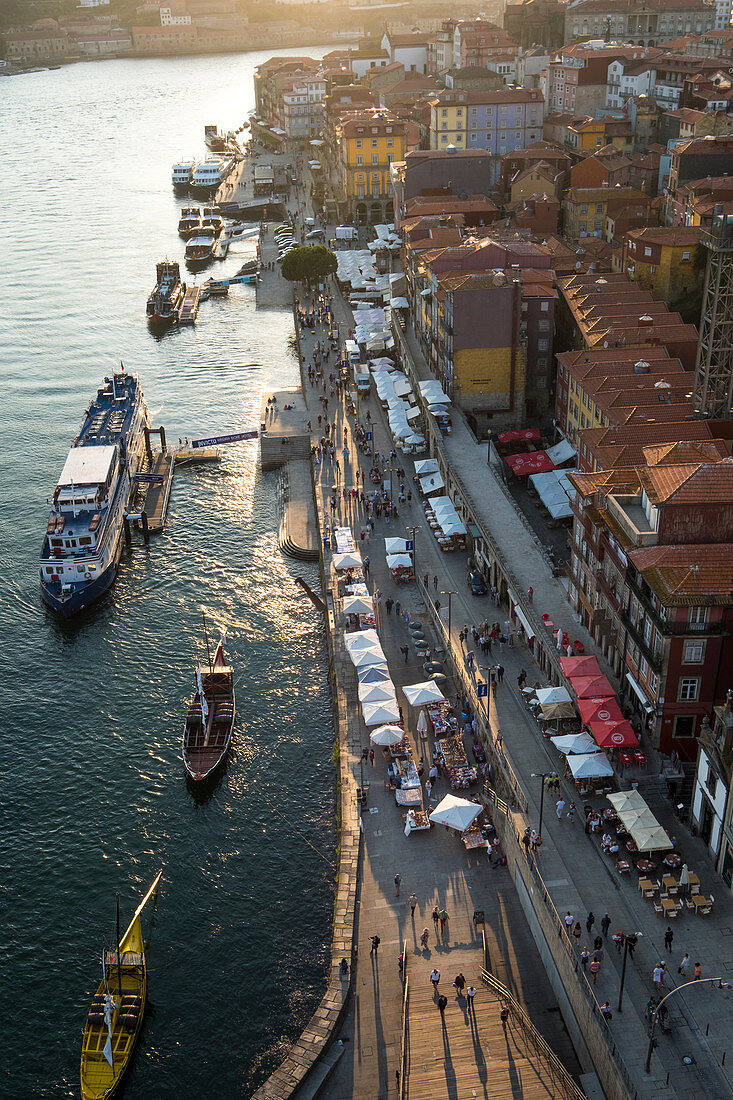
[625,226,702,247]
[642,440,728,466]
[628,544,733,604]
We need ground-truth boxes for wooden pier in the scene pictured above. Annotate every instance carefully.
[179,286,201,324]
[140,445,220,533]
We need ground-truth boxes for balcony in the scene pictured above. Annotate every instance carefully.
[620,609,664,672]
[596,570,620,612]
[605,494,657,548]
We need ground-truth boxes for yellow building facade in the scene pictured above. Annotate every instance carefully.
[622,227,702,305]
[336,110,407,223]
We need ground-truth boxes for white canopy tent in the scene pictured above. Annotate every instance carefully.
[608,790,647,814]
[550,732,599,755]
[344,629,380,652]
[536,686,573,706]
[414,458,440,476]
[333,550,362,571]
[358,681,397,704]
[386,553,413,569]
[351,647,388,668]
[343,595,374,616]
[362,699,401,726]
[385,537,410,554]
[420,472,445,494]
[429,794,482,830]
[357,664,391,683]
[567,753,614,780]
[402,681,446,706]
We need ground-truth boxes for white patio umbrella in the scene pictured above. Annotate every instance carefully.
[403,681,446,706]
[343,595,374,616]
[351,647,387,668]
[345,628,380,651]
[358,681,397,704]
[550,732,599,755]
[536,686,573,706]
[632,825,673,853]
[333,550,362,570]
[414,458,439,476]
[387,553,413,569]
[417,710,428,735]
[370,724,405,746]
[385,537,410,554]
[429,794,482,830]
[608,790,647,814]
[363,699,401,726]
[357,663,391,683]
[566,753,614,780]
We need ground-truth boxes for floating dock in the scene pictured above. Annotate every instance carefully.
[140,444,220,533]
[179,286,201,324]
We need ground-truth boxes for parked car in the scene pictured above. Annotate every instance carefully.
[468,571,487,596]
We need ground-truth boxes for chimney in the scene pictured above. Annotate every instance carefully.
[638,314,654,327]
[634,359,650,373]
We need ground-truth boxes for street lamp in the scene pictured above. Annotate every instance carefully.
[617,932,642,1012]
[530,772,552,836]
[441,589,456,643]
[645,977,728,1073]
[407,525,420,579]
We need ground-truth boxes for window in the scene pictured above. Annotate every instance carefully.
[356,139,363,148]
[674,715,695,739]
[681,250,690,260]
[371,154,378,165]
[356,154,363,165]
[679,677,699,702]
[683,640,705,663]
[688,606,708,630]
[387,138,393,147]
[639,655,649,680]
[644,246,652,257]
[649,670,659,696]
[371,139,377,148]
[540,300,549,312]
[706,764,717,798]
[538,320,550,331]
[537,338,549,351]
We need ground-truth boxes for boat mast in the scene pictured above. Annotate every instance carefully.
[115,894,123,997]
[202,611,213,672]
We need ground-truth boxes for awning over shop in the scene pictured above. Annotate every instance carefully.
[505,450,555,476]
[625,670,655,714]
[570,674,616,699]
[414,458,439,476]
[528,469,575,519]
[420,472,445,494]
[545,438,577,466]
[513,603,535,640]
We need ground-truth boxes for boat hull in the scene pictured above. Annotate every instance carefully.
[40,548,120,618]
[182,692,236,781]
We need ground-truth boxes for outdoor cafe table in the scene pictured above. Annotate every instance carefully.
[639,878,656,897]
[693,895,710,911]
[661,897,679,914]
[603,808,618,822]
[662,875,678,894]
[662,853,682,869]
[688,872,700,891]
[636,858,655,874]
[626,839,638,853]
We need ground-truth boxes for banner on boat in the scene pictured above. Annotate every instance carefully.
[134,473,165,484]
[191,431,259,448]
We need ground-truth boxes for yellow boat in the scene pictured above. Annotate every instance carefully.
[80,871,162,1100]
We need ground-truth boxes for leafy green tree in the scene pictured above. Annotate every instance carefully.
[280,245,337,288]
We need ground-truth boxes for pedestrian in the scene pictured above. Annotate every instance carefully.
[586,912,595,935]
[496,729,503,751]
[593,936,603,955]
[678,953,690,977]
[409,892,418,914]
[590,958,601,984]
[500,1005,510,1031]
[517,669,527,689]
[600,1002,612,1022]
[340,958,348,976]
[566,802,576,823]
[433,575,438,591]
[426,779,433,800]
[491,680,498,700]
[612,931,624,953]
[522,829,531,856]
[694,961,702,979]
[564,912,574,933]
[432,905,440,928]
[466,986,477,1010]
[437,994,448,1017]
[363,556,370,577]
[439,908,449,933]
[652,964,664,989]
[580,947,589,971]
[401,644,409,663]
[420,928,430,948]
[664,926,674,953]
[430,968,441,990]
[369,749,375,766]
[626,932,638,959]
[370,934,381,955]
[556,798,566,820]
[572,922,582,946]
[454,972,466,996]
[601,913,611,939]
[361,746,369,762]
[394,873,401,896]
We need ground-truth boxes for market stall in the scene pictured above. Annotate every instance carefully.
[386,552,415,583]
[405,808,431,835]
[436,734,478,790]
[567,752,614,785]
[402,681,446,707]
[429,794,482,831]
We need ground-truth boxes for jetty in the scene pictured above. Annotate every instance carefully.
[179,286,201,324]
[136,431,220,534]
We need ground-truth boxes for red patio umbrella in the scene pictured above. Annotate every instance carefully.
[505,450,555,476]
[576,697,624,727]
[559,655,601,678]
[591,719,638,750]
[498,428,541,444]
[570,673,616,699]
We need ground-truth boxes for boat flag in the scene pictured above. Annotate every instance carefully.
[197,668,209,723]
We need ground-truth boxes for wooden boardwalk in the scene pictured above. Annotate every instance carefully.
[141,453,173,532]
[406,978,568,1100]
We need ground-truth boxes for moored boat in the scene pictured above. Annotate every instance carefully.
[185,230,216,267]
[190,156,235,196]
[39,369,150,617]
[172,160,196,189]
[146,259,184,325]
[80,871,162,1100]
[177,206,201,238]
[183,621,235,782]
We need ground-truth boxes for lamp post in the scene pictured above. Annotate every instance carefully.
[407,525,420,581]
[530,772,551,836]
[441,589,456,645]
[645,978,727,1073]
[617,932,642,1013]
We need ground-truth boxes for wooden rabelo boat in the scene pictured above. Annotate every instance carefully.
[80,871,162,1100]
[182,619,235,782]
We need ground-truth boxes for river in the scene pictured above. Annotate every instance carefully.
[0,47,336,1097]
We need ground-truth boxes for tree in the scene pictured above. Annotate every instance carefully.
[280,245,337,288]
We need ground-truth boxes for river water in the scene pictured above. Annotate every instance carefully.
[0,48,336,1097]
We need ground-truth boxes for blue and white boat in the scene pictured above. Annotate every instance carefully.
[39,370,150,617]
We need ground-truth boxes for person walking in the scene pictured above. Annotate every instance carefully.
[454,972,466,997]
[409,893,418,915]
[580,947,590,971]
[572,922,582,947]
[394,873,401,896]
[439,908,449,933]
[522,829,531,857]
[500,1005,510,1032]
[694,961,702,979]
[586,912,595,935]
[400,644,409,663]
[369,749,375,766]
[466,986,477,1011]
[601,913,611,939]
[589,957,601,984]
[564,911,575,933]
[626,932,638,959]
[678,953,690,977]
[664,926,674,954]
[370,935,381,955]
[652,964,664,990]
[556,797,566,820]
[432,905,440,930]
[437,994,448,1017]
[420,928,430,949]
[430,968,441,991]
